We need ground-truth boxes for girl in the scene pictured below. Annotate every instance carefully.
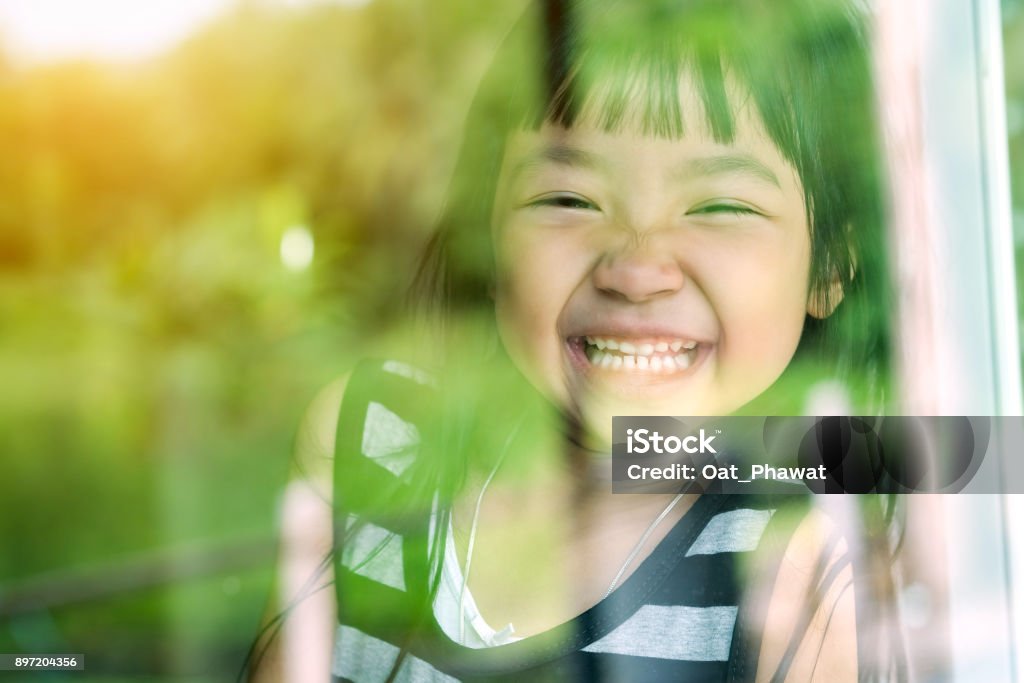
[250,0,902,680]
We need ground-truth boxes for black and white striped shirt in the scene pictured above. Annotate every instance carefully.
[330,360,813,683]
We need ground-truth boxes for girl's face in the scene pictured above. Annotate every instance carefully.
[492,89,818,445]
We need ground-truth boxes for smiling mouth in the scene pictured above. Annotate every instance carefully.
[577,335,703,374]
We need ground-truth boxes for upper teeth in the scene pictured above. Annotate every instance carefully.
[585,336,698,356]
[583,336,700,373]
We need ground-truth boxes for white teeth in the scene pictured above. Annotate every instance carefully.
[585,337,699,352]
[588,351,697,372]
[583,336,701,373]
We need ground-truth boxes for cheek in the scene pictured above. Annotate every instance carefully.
[700,235,811,382]
[493,229,588,397]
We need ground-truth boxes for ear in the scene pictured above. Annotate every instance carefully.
[806,274,845,319]
[807,250,857,319]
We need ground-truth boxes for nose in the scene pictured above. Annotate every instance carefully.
[591,242,686,303]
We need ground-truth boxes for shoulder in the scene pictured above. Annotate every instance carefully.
[292,359,437,503]
[291,373,349,502]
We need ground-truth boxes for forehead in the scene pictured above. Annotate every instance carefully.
[502,71,802,193]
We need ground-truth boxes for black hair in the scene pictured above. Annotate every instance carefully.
[413,0,891,411]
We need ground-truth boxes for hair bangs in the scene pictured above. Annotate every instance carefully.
[518,44,744,145]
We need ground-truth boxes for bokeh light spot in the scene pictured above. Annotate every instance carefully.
[280,225,314,271]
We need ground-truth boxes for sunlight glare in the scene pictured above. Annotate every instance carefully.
[0,0,234,62]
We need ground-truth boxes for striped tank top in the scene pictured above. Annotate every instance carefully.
[330,360,811,683]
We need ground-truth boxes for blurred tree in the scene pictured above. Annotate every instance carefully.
[0,1,526,678]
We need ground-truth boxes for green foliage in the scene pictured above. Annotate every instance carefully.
[0,0,524,678]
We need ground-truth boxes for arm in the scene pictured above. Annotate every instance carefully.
[754,506,859,683]
[250,376,348,683]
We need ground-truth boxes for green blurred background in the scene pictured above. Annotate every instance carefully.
[0,0,524,679]
[0,0,1023,680]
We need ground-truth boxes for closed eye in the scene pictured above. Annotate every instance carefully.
[687,202,763,217]
[525,193,600,211]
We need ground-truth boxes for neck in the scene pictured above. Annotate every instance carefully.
[564,439,692,527]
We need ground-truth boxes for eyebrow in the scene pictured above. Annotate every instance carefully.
[506,143,604,183]
[505,145,782,190]
[678,154,781,188]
